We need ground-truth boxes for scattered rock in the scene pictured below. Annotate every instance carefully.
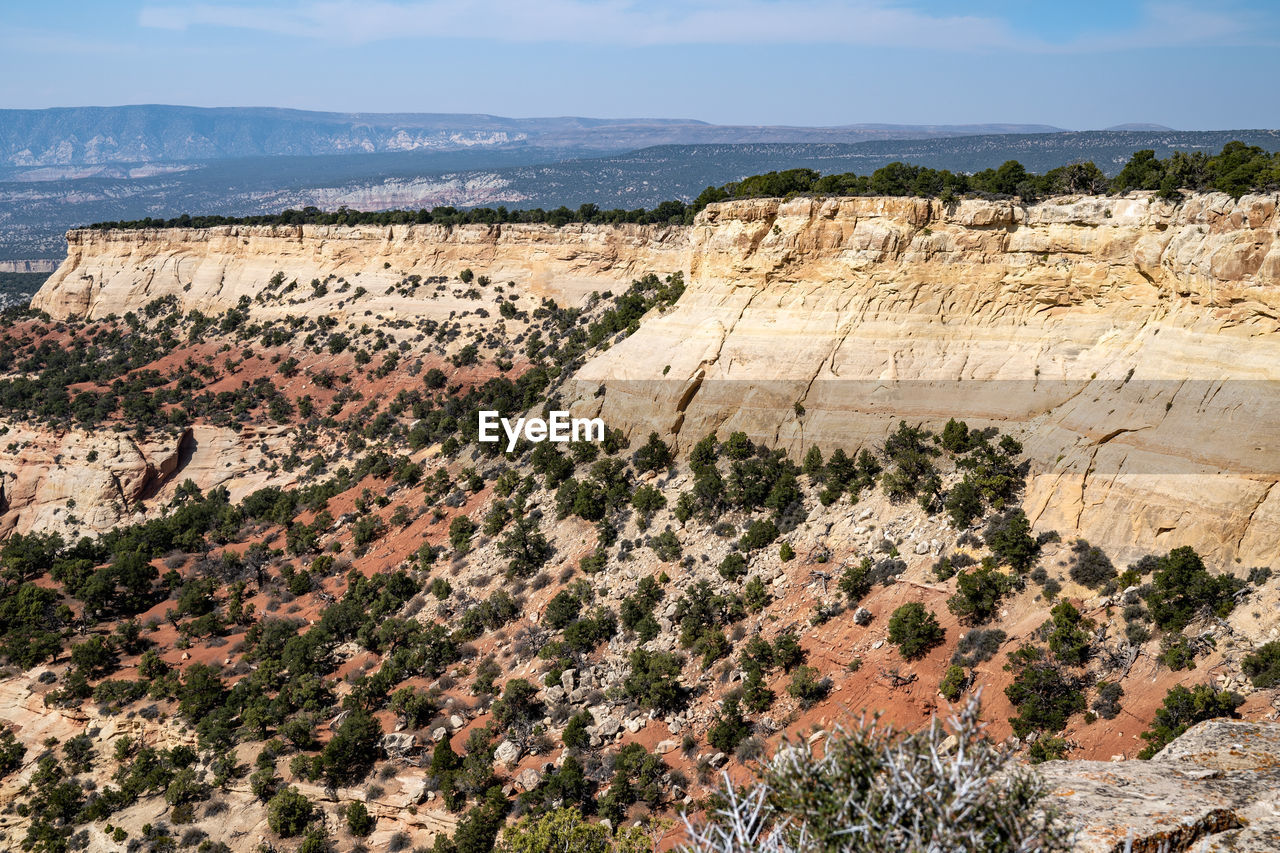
[380,732,417,756]
[514,767,543,791]
[494,739,522,767]
[594,716,622,738]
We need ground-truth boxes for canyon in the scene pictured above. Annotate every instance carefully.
[30,192,1280,565]
[0,190,1277,851]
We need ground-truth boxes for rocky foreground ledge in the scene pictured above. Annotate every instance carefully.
[1044,719,1280,851]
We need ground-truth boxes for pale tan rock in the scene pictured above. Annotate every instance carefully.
[33,220,687,320]
[565,192,1280,566]
[1043,719,1280,852]
[28,192,1280,566]
[0,420,293,539]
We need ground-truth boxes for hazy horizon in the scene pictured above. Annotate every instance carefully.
[3,1,1278,129]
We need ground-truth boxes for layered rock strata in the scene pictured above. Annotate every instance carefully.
[31,193,1280,563]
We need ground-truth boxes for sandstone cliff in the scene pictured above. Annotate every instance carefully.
[566,193,1280,567]
[0,422,298,539]
[30,193,1280,564]
[32,221,686,320]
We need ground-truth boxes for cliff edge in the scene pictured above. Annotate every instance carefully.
[30,193,1280,564]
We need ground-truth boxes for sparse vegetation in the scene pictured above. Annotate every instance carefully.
[1138,684,1244,758]
[887,602,945,660]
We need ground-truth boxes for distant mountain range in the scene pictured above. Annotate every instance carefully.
[1,106,1276,265]
[0,105,1067,172]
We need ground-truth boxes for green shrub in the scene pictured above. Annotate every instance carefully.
[880,421,940,505]
[947,562,1013,625]
[623,649,684,712]
[267,788,314,838]
[707,696,752,753]
[317,708,381,787]
[1242,641,1280,688]
[562,712,591,750]
[502,806,633,853]
[543,590,583,631]
[838,557,872,604]
[742,667,775,713]
[985,509,1040,572]
[634,432,672,472]
[649,530,681,562]
[1138,684,1243,758]
[1043,601,1093,667]
[944,478,984,528]
[492,679,541,730]
[1003,645,1085,737]
[802,446,824,476]
[887,603,945,660]
[939,665,967,702]
[770,632,806,671]
[743,577,771,612]
[345,801,374,836]
[718,553,748,581]
[1143,546,1244,631]
[739,519,779,551]
[1157,635,1197,671]
[940,418,974,453]
[1028,736,1069,764]
[449,515,476,552]
[249,766,278,802]
[786,665,829,708]
[1092,681,1124,720]
[630,484,666,519]
[498,514,552,578]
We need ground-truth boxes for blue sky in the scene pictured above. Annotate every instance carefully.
[2,0,1277,128]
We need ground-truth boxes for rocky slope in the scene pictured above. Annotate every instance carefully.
[33,193,1280,565]
[8,204,1280,852]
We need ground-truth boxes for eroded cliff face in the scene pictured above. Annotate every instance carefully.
[567,193,1280,566]
[32,220,686,320]
[0,422,298,539]
[30,193,1280,564]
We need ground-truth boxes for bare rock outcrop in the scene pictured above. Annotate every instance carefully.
[567,193,1280,565]
[32,220,687,320]
[1044,719,1280,851]
[0,421,295,539]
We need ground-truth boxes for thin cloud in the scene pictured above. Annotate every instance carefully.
[137,0,1020,49]
[137,0,1273,52]
[1048,1,1271,52]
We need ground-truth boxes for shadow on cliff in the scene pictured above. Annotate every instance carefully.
[139,428,198,502]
